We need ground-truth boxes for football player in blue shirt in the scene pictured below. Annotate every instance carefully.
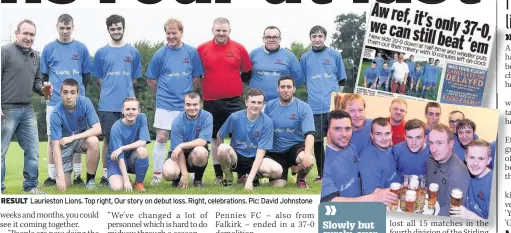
[454,119,477,162]
[393,119,430,178]
[406,55,416,93]
[49,79,101,192]
[300,25,347,183]
[248,26,304,102]
[373,51,384,73]
[161,91,213,188]
[377,62,391,91]
[92,15,143,186]
[340,94,372,155]
[424,102,441,136]
[264,76,315,188]
[420,58,436,99]
[450,139,493,220]
[321,110,398,205]
[41,14,94,187]
[146,18,204,185]
[216,88,279,190]
[363,61,379,89]
[359,118,401,195]
[107,97,151,192]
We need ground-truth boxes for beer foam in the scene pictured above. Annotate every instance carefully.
[429,183,439,192]
[405,190,416,201]
[409,179,419,190]
[390,182,401,190]
[451,188,463,199]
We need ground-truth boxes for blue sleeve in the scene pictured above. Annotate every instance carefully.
[199,113,213,143]
[170,117,183,150]
[289,53,305,87]
[218,114,235,139]
[132,50,143,78]
[489,141,496,169]
[50,112,63,140]
[336,53,347,81]
[145,50,161,80]
[81,44,93,73]
[191,49,204,78]
[321,158,339,198]
[301,105,315,134]
[92,49,103,79]
[138,114,151,143]
[40,45,49,75]
[360,157,384,195]
[257,118,274,150]
[84,98,100,127]
[300,55,307,85]
[109,127,126,160]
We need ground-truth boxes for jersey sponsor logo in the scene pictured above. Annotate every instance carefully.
[183,57,190,63]
[256,71,282,76]
[226,51,234,58]
[324,59,331,65]
[274,128,296,133]
[72,54,79,60]
[56,70,81,75]
[106,71,131,76]
[310,73,334,79]
[339,177,355,192]
[289,114,296,120]
[124,56,132,63]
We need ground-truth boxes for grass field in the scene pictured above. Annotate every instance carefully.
[357,61,441,100]
[2,141,320,195]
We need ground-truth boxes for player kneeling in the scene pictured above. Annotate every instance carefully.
[50,79,101,192]
[107,97,151,192]
[216,88,282,191]
[161,91,213,188]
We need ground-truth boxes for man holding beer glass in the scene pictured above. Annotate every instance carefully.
[450,140,493,219]
[426,124,470,216]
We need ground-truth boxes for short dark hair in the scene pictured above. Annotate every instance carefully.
[371,61,377,64]
[16,19,36,33]
[309,25,327,38]
[371,117,390,133]
[425,102,441,114]
[278,75,294,87]
[57,14,73,25]
[456,119,476,132]
[404,119,426,133]
[449,110,465,119]
[246,88,265,99]
[328,109,351,128]
[263,26,281,38]
[106,14,125,30]
[61,78,79,92]
[185,91,201,101]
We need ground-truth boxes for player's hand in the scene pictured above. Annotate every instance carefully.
[56,174,66,192]
[450,205,470,218]
[373,188,398,206]
[111,147,124,161]
[178,174,189,188]
[245,176,254,191]
[59,136,74,147]
[171,147,182,161]
[124,179,133,192]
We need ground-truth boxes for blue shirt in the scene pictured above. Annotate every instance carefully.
[453,134,481,162]
[249,47,304,102]
[108,114,151,160]
[379,68,391,83]
[50,96,99,140]
[388,58,397,69]
[490,141,496,169]
[170,110,213,151]
[321,144,361,199]
[92,44,143,112]
[465,171,492,219]
[146,44,204,111]
[264,97,315,152]
[300,47,347,114]
[351,119,373,155]
[218,110,274,158]
[422,63,436,83]
[363,66,379,83]
[412,68,422,81]
[359,143,401,195]
[392,141,429,178]
[372,57,384,72]
[40,40,93,106]
[406,61,416,77]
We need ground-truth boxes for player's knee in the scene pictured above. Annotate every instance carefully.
[217,144,231,158]
[136,147,148,159]
[86,136,100,151]
[162,163,180,181]
[270,165,283,179]
[156,132,169,144]
[192,147,209,166]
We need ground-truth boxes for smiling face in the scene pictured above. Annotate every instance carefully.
[428,130,454,163]
[184,95,201,119]
[165,24,183,48]
[465,145,491,178]
[371,124,392,149]
[390,102,407,123]
[16,23,36,49]
[345,100,366,129]
[122,100,140,122]
[328,118,352,149]
[212,23,230,44]
[263,28,280,51]
[278,79,295,102]
[245,95,264,116]
[405,128,426,153]
[108,22,124,42]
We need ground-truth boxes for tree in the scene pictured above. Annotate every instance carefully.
[331,12,367,93]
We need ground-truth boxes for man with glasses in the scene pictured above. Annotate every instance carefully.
[390,54,409,94]
[247,26,304,102]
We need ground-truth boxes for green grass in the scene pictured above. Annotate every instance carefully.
[2,141,320,195]
[357,61,441,100]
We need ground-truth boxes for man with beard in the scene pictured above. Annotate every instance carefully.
[248,26,304,102]
[264,76,315,188]
[2,19,46,194]
[197,18,252,184]
[424,102,441,136]
[93,14,143,186]
[359,118,401,195]
[107,97,151,192]
[386,99,407,145]
[420,58,436,98]
[321,110,398,205]
[41,14,94,187]
[392,119,430,178]
[426,123,470,217]
[300,25,347,183]
[146,18,204,186]
[216,88,280,190]
[161,91,213,188]
[49,79,101,192]
[450,140,493,220]
[340,94,372,155]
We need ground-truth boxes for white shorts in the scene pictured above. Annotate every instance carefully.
[46,105,55,136]
[153,108,180,131]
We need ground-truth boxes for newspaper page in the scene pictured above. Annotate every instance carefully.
[0,1,502,233]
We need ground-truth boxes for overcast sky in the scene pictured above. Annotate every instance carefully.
[1,7,367,54]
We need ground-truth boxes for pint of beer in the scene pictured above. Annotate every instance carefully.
[405,190,417,213]
[416,177,426,211]
[43,82,51,100]
[450,188,463,208]
[428,183,439,209]
[399,175,410,210]
[389,183,401,211]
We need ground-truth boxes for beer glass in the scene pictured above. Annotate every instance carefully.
[43,82,51,100]
[428,183,439,209]
[399,175,410,210]
[405,190,417,213]
[389,182,401,211]
[450,188,463,208]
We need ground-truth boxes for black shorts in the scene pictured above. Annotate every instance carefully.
[168,146,209,173]
[99,111,123,143]
[232,150,262,178]
[313,113,329,142]
[203,97,245,137]
[266,143,305,180]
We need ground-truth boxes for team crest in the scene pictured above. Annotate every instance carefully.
[353,155,358,163]
[275,59,282,64]
[324,59,331,65]
[183,58,190,63]
[124,56,132,63]
[226,51,234,57]
[289,114,296,120]
[77,116,84,121]
[72,54,79,60]
[479,191,484,199]
[195,125,201,131]
[254,131,260,137]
